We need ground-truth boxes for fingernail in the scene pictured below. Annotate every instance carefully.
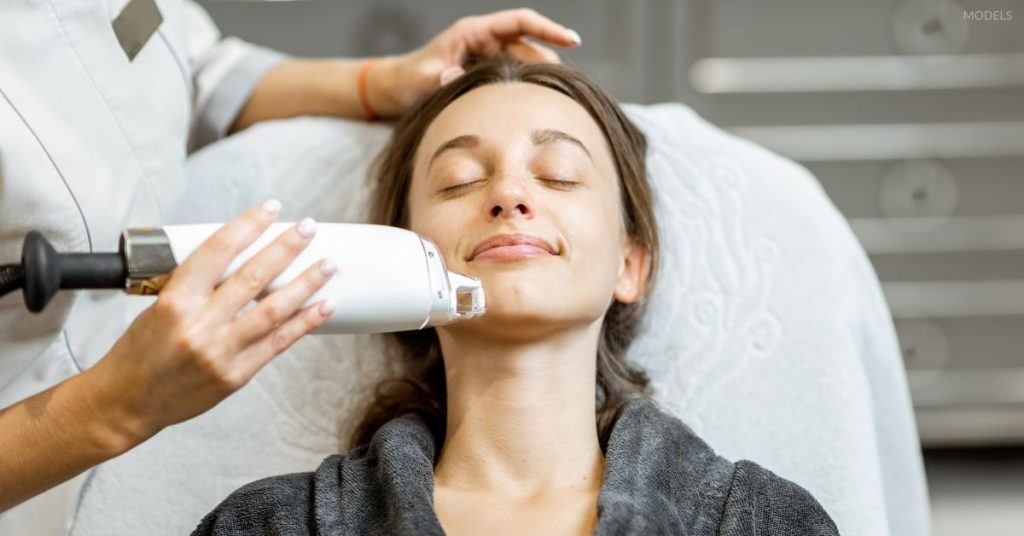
[318,299,336,317]
[439,67,462,86]
[566,28,582,45]
[297,218,317,238]
[262,198,282,214]
[320,258,337,276]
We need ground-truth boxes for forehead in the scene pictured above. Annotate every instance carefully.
[414,82,611,169]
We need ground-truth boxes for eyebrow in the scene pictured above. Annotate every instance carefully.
[531,128,592,160]
[426,129,593,172]
[427,135,480,171]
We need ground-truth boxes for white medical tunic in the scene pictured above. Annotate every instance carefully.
[0,1,284,533]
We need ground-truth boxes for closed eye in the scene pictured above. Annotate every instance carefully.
[440,180,484,195]
[540,178,580,190]
[440,177,580,196]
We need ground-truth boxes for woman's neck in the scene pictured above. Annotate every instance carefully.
[433,321,605,498]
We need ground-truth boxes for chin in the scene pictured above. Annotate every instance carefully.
[444,309,573,342]
[479,290,559,321]
[443,287,599,342]
[466,257,561,285]
[443,264,609,338]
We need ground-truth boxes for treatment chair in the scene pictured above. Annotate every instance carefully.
[63,104,929,536]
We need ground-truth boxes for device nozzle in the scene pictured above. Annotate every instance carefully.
[448,272,485,320]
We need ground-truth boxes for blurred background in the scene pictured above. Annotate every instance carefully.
[195,0,1024,533]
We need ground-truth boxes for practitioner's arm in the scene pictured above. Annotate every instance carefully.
[0,202,335,512]
[229,8,581,130]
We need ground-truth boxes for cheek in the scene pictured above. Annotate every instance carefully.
[408,196,471,266]
[407,178,436,231]
[559,193,624,285]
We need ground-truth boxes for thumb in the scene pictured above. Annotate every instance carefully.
[439,66,466,86]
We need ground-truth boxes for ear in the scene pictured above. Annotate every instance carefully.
[613,237,650,304]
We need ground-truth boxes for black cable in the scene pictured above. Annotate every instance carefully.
[0,263,25,299]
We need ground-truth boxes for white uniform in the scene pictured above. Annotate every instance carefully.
[0,1,284,533]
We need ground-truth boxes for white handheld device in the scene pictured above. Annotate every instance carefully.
[7,223,486,334]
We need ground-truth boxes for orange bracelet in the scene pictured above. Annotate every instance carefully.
[357,58,380,121]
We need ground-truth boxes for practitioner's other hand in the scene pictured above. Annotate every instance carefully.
[368,8,581,117]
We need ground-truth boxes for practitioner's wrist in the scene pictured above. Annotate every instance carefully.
[364,54,411,119]
[73,360,158,458]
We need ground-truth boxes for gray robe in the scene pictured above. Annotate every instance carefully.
[193,397,839,535]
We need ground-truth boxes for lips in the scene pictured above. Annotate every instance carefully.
[469,233,558,261]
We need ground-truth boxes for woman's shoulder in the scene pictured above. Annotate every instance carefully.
[190,455,347,536]
[191,413,434,536]
[611,398,839,534]
[720,459,840,535]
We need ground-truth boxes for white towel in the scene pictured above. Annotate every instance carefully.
[67,104,929,536]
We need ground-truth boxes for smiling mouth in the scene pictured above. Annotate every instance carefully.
[468,233,559,262]
[471,244,555,262]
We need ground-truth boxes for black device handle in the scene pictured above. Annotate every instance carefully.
[18,231,126,312]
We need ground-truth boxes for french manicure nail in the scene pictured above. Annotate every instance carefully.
[297,218,317,238]
[566,28,582,45]
[320,258,338,276]
[319,299,336,316]
[262,198,282,214]
[439,67,462,86]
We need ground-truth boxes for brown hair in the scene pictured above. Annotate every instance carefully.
[350,56,660,455]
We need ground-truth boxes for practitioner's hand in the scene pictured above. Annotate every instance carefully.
[84,200,337,446]
[370,8,581,116]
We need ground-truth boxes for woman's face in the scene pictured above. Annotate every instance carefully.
[407,82,647,340]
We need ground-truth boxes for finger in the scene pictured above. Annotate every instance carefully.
[230,257,337,347]
[439,66,465,86]
[503,38,562,64]
[476,9,581,48]
[208,218,318,318]
[164,199,282,295]
[245,299,334,370]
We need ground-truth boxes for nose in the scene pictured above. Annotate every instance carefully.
[486,170,532,220]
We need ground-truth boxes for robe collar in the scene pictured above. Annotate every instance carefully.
[312,397,733,535]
